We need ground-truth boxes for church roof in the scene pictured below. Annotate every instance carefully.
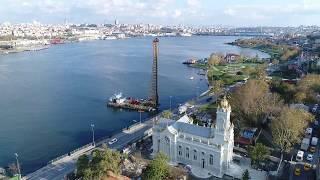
[173,121,212,138]
[157,115,212,138]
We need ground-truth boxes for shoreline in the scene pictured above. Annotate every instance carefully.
[0,45,50,55]
[0,35,271,56]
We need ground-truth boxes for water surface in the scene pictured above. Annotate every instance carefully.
[0,36,269,174]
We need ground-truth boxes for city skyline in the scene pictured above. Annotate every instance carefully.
[0,0,320,26]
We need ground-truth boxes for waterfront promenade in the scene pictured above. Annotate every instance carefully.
[23,118,155,180]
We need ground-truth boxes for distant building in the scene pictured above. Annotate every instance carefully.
[115,19,119,26]
[152,97,234,178]
[225,53,241,63]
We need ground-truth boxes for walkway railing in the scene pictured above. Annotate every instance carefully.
[48,143,94,165]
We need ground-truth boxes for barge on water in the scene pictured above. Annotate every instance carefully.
[107,93,157,112]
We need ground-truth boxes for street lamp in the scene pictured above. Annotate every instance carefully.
[14,153,21,180]
[169,96,173,111]
[138,110,144,124]
[91,124,95,146]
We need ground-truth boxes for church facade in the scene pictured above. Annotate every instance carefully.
[152,97,234,178]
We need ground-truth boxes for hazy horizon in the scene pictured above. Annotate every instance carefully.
[0,0,320,26]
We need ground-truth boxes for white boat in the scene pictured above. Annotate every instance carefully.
[178,32,192,37]
[109,92,123,102]
[189,76,194,80]
[104,36,117,40]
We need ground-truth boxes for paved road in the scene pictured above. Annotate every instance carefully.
[24,117,156,180]
[25,161,76,180]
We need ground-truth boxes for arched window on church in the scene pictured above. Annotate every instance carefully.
[186,147,190,159]
[193,150,197,160]
[164,136,170,144]
[178,145,182,156]
[209,154,214,165]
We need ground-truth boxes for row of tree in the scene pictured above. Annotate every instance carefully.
[207,53,261,67]
[229,75,316,152]
[271,74,320,104]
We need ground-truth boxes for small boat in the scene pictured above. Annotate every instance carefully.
[189,76,194,80]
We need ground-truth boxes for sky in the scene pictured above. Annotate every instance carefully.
[0,0,320,26]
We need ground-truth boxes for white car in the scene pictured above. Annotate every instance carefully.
[296,150,304,161]
[307,154,313,161]
[108,138,118,145]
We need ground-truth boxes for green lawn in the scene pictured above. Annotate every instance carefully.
[208,63,255,85]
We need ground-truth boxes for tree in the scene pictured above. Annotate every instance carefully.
[270,80,296,103]
[271,107,314,152]
[7,163,19,176]
[230,80,281,128]
[211,80,224,95]
[161,110,173,119]
[142,153,169,180]
[250,64,267,80]
[242,169,250,180]
[76,148,122,180]
[91,149,122,178]
[248,143,270,165]
[242,66,255,76]
[208,53,224,66]
[294,74,320,103]
[76,154,89,178]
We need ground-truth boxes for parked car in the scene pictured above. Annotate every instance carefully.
[294,167,301,176]
[296,150,304,161]
[301,138,310,151]
[305,128,313,138]
[311,137,318,146]
[312,104,318,113]
[309,146,316,153]
[108,138,118,145]
[307,154,313,161]
[304,163,312,171]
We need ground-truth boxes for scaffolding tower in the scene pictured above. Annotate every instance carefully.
[150,38,159,107]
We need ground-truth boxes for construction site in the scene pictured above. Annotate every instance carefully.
[107,38,160,112]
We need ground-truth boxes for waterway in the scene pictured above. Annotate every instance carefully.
[0,36,269,174]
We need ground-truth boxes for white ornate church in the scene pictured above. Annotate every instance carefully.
[152,97,234,178]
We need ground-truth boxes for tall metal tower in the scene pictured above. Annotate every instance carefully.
[150,38,159,107]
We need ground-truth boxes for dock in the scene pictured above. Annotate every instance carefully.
[107,102,156,112]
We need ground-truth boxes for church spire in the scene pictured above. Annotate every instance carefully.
[218,96,231,112]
